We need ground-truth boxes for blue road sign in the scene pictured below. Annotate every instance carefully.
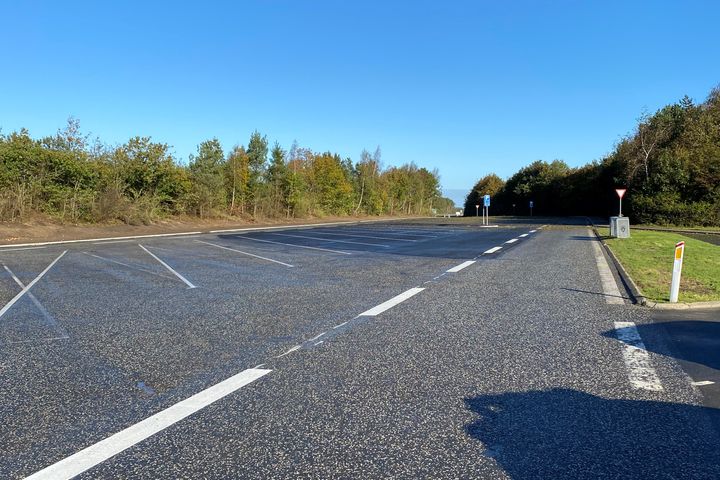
[483,195,490,207]
[529,200,534,208]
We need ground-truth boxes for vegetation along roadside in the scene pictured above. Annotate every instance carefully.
[600,228,720,303]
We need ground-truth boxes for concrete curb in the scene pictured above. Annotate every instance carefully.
[591,225,720,311]
[642,300,720,310]
[590,226,646,306]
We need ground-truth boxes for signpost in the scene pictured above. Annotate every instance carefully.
[669,241,685,303]
[615,188,627,217]
[483,195,490,225]
[529,200,534,216]
[475,204,479,217]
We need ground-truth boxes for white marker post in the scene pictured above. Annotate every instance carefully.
[475,204,479,217]
[616,188,627,217]
[669,241,685,303]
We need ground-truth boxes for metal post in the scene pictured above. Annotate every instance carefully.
[619,197,623,217]
[475,205,479,217]
[669,242,685,303]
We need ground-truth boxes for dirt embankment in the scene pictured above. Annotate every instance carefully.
[0,215,413,245]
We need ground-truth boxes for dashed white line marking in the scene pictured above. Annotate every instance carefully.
[314,341,324,346]
[359,287,425,316]
[270,232,390,248]
[505,239,518,244]
[308,331,327,342]
[447,261,476,273]
[519,234,528,238]
[590,234,624,305]
[195,240,294,267]
[276,345,302,358]
[139,245,197,289]
[25,368,272,480]
[333,321,348,329]
[529,230,537,233]
[0,251,67,320]
[234,235,351,255]
[692,380,715,386]
[614,321,663,391]
[484,246,502,254]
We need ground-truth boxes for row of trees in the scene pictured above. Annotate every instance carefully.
[465,86,720,226]
[0,121,450,224]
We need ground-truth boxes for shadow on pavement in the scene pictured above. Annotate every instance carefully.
[465,388,720,479]
[604,317,720,372]
[561,287,628,301]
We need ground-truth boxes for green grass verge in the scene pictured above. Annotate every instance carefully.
[599,228,720,303]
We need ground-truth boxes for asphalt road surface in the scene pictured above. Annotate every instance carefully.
[1,218,718,479]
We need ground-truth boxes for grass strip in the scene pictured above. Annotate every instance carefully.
[599,228,720,303]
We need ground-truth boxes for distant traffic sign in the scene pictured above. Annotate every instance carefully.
[483,195,490,207]
[615,188,627,216]
[529,201,534,208]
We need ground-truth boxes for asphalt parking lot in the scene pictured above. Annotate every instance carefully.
[1,218,719,479]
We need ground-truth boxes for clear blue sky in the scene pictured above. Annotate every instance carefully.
[2,1,719,205]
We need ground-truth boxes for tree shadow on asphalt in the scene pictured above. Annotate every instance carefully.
[465,388,720,479]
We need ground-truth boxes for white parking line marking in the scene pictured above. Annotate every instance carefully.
[0,251,67,320]
[305,231,418,242]
[505,239,518,244]
[359,287,425,316]
[210,220,363,234]
[0,232,203,249]
[0,246,47,252]
[590,234,624,305]
[82,252,172,280]
[692,380,715,386]
[614,321,663,391]
[270,232,390,248]
[92,239,135,245]
[484,246,502,254]
[234,235,351,255]
[139,245,196,289]
[337,227,440,237]
[26,368,272,480]
[3,265,69,338]
[447,261,476,273]
[195,240,294,268]
[519,234,528,238]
